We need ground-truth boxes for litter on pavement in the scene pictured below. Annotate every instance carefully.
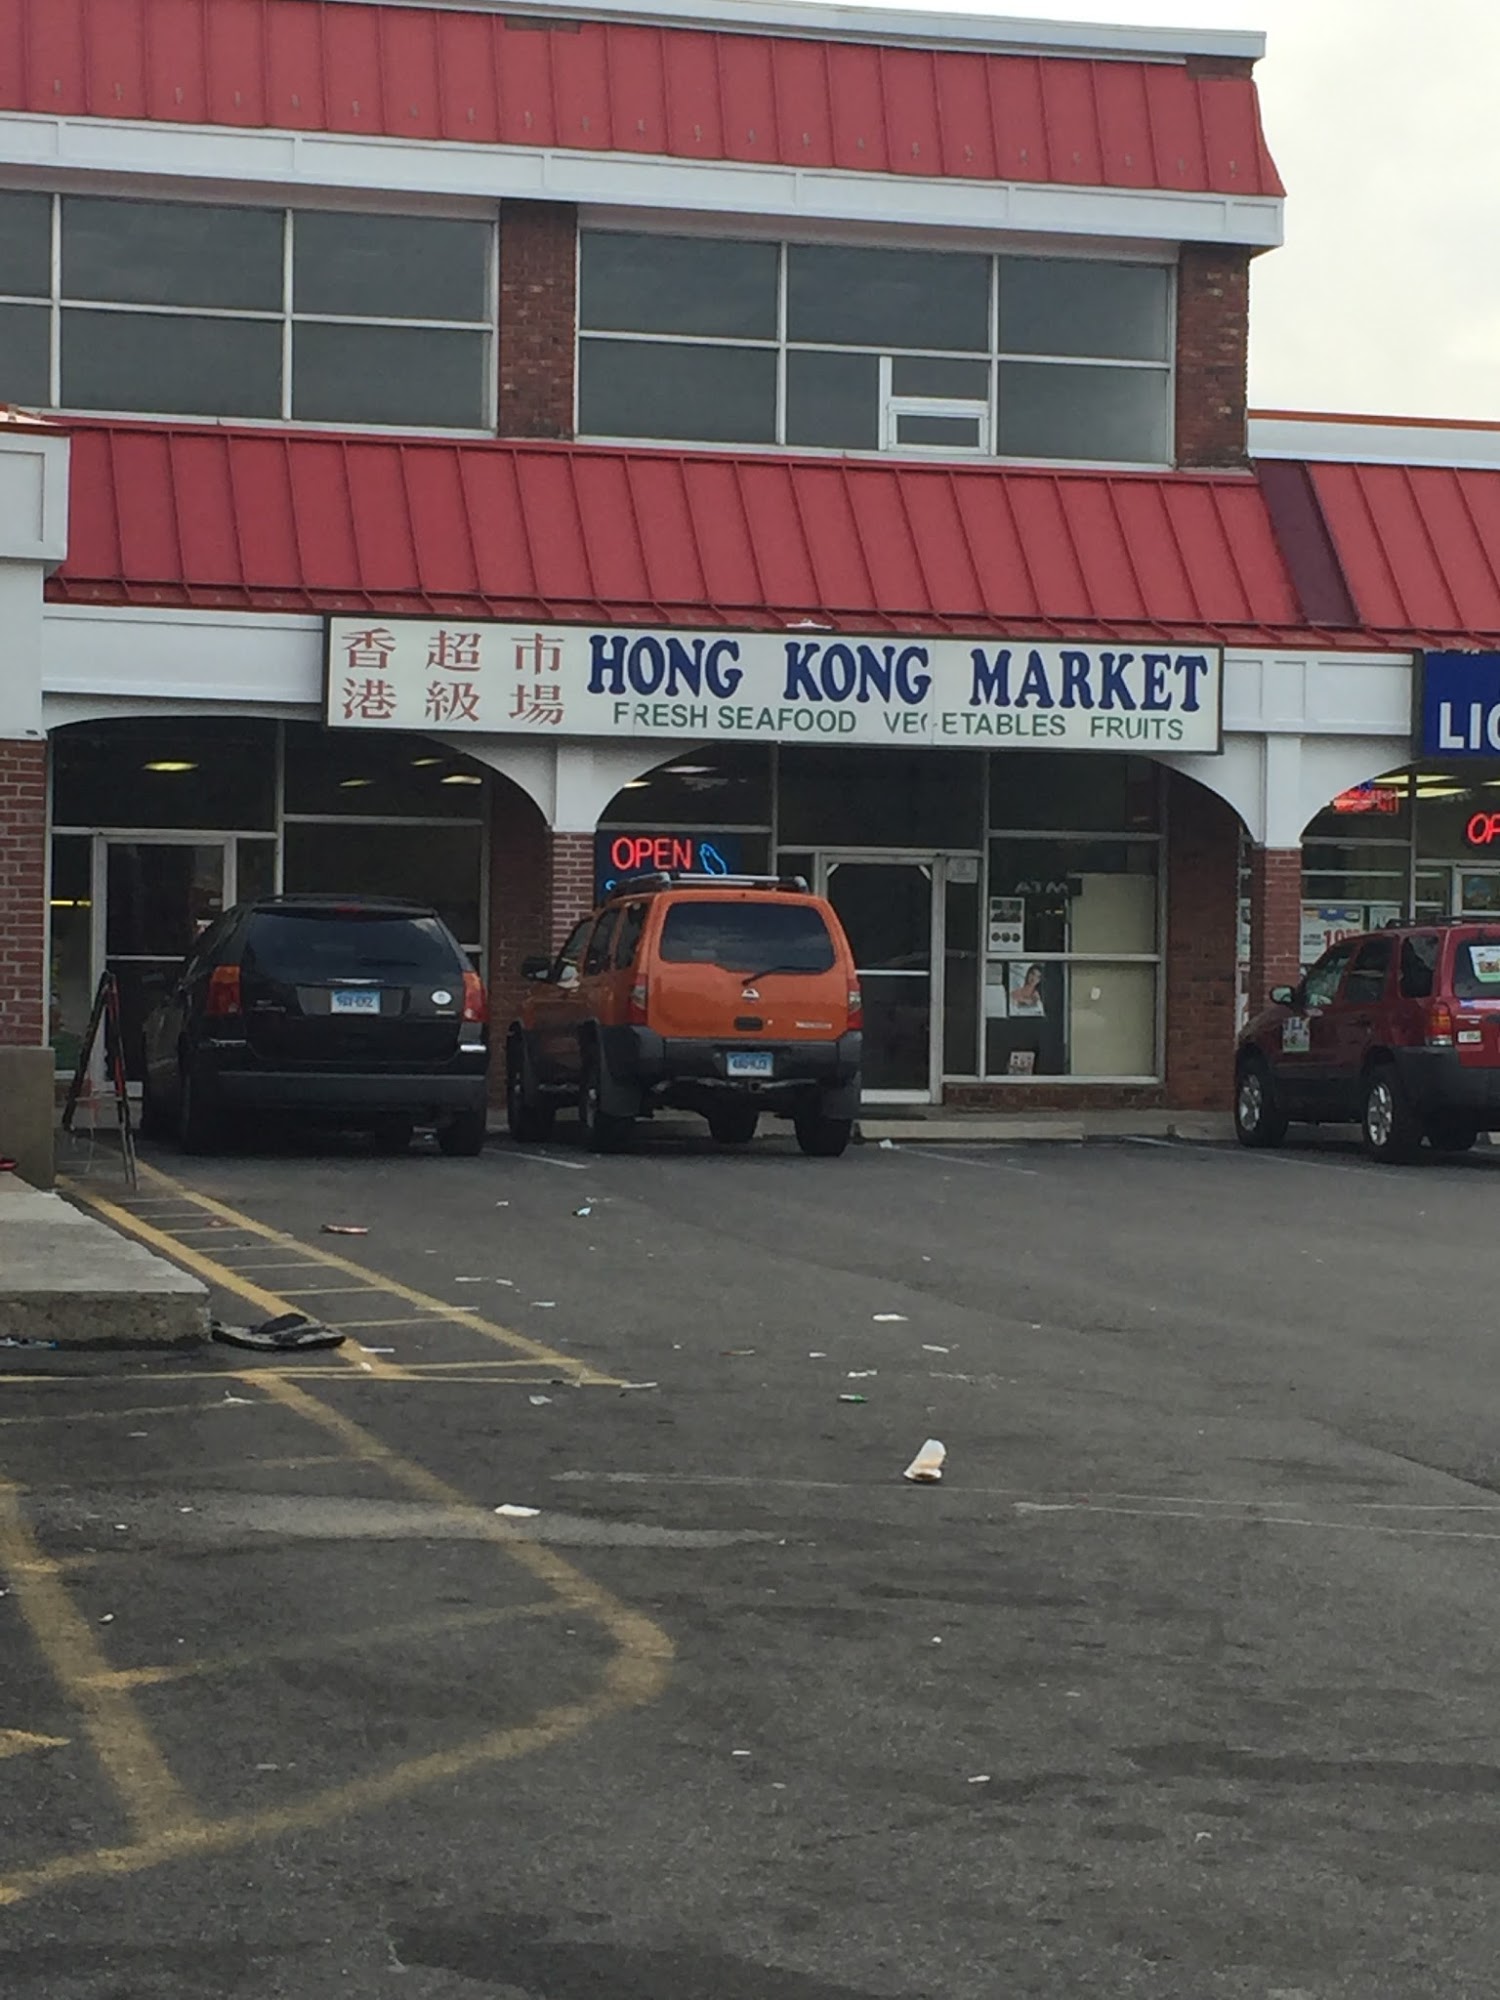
[878,1139,896,1149]
[847,1370,877,1379]
[903,1439,947,1483]
[319,1223,368,1236]
[574,1205,594,1217]
[618,1381,659,1392]
[528,1394,552,1406]
[211,1313,345,1353]
[922,1344,951,1354]
[495,1504,540,1518]
[872,1313,908,1323]
[838,1394,867,1404]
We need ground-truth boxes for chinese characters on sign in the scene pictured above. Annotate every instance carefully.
[326,618,1225,754]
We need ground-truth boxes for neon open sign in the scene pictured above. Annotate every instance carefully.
[594,830,744,896]
[1467,812,1500,848]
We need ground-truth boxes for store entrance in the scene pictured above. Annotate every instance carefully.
[103,839,232,1080]
[819,855,939,1101]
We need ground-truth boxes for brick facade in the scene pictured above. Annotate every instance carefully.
[498,201,578,440]
[1247,846,1304,1009]
[1162,770,1241,1111]
[1174,243,1251,469]
[0,738,46,1047]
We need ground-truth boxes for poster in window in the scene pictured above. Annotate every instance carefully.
[987,897,1025,955]
[1006,961,1048,1018]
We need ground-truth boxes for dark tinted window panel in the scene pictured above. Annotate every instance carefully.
[283,725,487,818]
[579,338,776,444]
[893,414,983,448]
[580,231,778,339]
[51,719,277,829]
[997,362,1170,464]
[785,348,879,449]
[658,900,835,973]
[990,752,1160,832]
[294,212,490,322]
[601,743,772,826]
[0,305,51,404]
[1000,258,1170,361]
[890,355,989,398]
[244,910,463,980]
[786,244,988,351]
[62,310,282,417]
[63,197,283,310]
[0,191,52,298]
[779,747,985,848]
[281,822,483,944]
[292,323,487,427]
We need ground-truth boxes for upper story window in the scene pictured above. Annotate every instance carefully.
[0,192,493,429]
[578,231,1172,464]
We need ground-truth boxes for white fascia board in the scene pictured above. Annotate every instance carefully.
[0,113,1284,249]
[42,604,324,709]
[1222,650,1414,738]
[1251,415,1500,470]
[330,0,1265,63]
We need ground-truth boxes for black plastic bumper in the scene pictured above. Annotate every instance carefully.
[207,1061,489,1118]
[601,1026,861,1088]
[1393,1048,1500,1123]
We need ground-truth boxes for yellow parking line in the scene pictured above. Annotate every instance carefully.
[0,1483,200,1843]
[120,1163,617,1382]
[60,1183,407,1382]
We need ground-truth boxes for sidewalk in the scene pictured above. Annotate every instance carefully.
[854,1108,1235,1144]
[0,1174,208,1345]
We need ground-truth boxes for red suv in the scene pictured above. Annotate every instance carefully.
[1235,920,1500,1162]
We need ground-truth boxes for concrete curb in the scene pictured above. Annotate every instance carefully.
[0,1177,209,1347]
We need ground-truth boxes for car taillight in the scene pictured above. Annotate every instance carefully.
[848,985,863,1030]
[628,979,649,1025]
[1426,1000,1455,1047]
[461,970,487,1023]
[204,964,241,1016]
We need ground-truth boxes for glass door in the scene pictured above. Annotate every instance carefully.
[102,839,231,1080]
[820,856,937,1101]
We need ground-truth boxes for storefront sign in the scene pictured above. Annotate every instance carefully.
[1331,783,1400,816]
[1418,651,1500,757]
[1467,812,1500,848]
[326,619,1223,754]
[1300,902,1401,962]
[595,829,742,894]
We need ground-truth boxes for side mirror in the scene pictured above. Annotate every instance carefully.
[521,956,552,982]
[1269,984,1296,1007]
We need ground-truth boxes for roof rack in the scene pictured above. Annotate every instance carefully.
[605,871,811,896]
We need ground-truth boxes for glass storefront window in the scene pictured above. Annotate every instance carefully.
[52,719,277,830]
[986,839,1158,955]
[984,961,1156,1080]
[49,835,93,1073]
[283,726,489,818]
[601,744,773,828]
[282,822,483,945]
[780,747,985,848]
[990,752,1159,832]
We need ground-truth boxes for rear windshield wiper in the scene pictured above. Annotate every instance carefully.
[739,962,822,980]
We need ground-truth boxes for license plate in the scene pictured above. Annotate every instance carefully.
[726,1050,773,1078]
[330,989,381,1015]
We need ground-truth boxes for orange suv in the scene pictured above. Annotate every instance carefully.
[505,873,862,1155]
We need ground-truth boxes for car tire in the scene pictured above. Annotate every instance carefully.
[1234,1057,1288,1148]
[436,1104,487,1158]
[1427,1115,1479,1154]
[1362,1063,1422,1164]
[371,1119,413,1156]
[506,1041,555,1143]
[176,1062,221,1156]
[707,1103,759,1146]
[793,1101,853,1158]
[578,1049,633,1154]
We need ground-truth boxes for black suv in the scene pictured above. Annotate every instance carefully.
[139,895,490,1155]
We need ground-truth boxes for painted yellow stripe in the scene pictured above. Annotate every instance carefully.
[61,1182,406,1381]
[124,1162,616,1381]
[0,1484,200,1842]
[0,1729,69,1759]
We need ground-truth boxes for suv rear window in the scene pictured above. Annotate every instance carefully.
[243,910,461,982]
[1453,937,1500,999]
[658,901,836,974]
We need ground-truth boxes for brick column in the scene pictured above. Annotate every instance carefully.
[486,793,597,1015]
[498,200,578,439]
[0,737,46,1047]
[1247,846,1305,1009]
[1174,243,1250,469]
[549,831,595,946]
[1164,771,1242,1111]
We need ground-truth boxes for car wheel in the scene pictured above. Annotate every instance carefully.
[707,1103,759,1146]
[436,1104,487,1158]
[1426,1115,1479,1154]
[578,1049,633,1154]
[371,1119,413,1156]
[1362,1063,1422,1164]
[1234,1057,1288,1148]
[506,1041,555,1143]
[793,1099,853,1158]
[176,1062,221,1156]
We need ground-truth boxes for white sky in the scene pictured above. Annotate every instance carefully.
[890,0,1500,421]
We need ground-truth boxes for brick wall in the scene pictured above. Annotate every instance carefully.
[1175,244,1251,469]
[1247,846,1304,1007]
[498,200,578,439]
[549,831,595,946]
[0,738,46,1047]
[1163,770,1242,1110]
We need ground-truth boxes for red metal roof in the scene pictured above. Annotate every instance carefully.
[1301,462,1500,640]
[0,0,1283,194]
[52,421,1330,648]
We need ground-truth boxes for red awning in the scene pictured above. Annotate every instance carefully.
[1300,462,1500,640]
[52,421,1341,648]
[0,0,1283,195]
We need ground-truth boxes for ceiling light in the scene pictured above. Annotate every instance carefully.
[664,764,714,775]
[338,777,375,789]
[411,757,444,768]
[144,760,197,773]
[622,779,652,790]
[439,773,482,785]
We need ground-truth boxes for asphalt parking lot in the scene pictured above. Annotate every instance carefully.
[7,1121,1500,1998]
